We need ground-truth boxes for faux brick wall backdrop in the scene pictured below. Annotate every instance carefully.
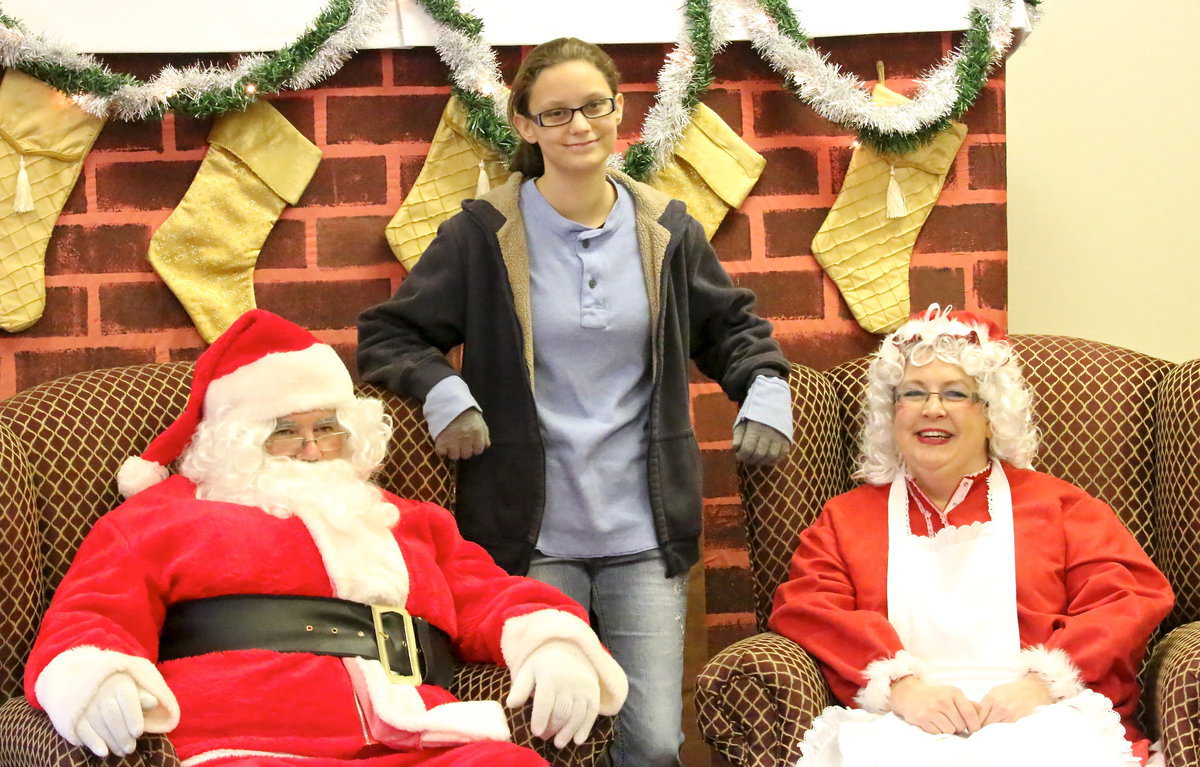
[0,35,1005,655]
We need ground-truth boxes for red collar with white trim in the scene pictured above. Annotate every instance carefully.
[905,464,993,536]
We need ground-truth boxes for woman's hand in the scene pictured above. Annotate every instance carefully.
[889,675,981,735]
[977,673,1053,726]
[434,408,490,460]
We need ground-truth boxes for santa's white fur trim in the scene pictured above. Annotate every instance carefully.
[290,496,408,608]
[182,750,317,766]
[206,344,355,424]
[345,656,510,744]
[117,455,170,499]
[34,646,180,745]
[501,609,628,715]
[417,700,512,747]
[1020,645,1086,700]
[854,650,927,713]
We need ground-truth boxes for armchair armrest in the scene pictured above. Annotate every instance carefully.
[0,696,179,767]
[1145,621,1200,767]
[453,662,615,767]
[695,632,833,767]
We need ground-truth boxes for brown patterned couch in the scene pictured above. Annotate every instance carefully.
[696,335,1200,767]
[0,362,613,767]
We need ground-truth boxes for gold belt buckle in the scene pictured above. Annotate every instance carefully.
[370,604,423,685]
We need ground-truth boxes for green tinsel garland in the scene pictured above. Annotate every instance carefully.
[0,0,365,119]
[419,0,483,38]
[1,0,1021,153]
[755,0,810,47]
[0,10,137,97]
[619,0,718,181]
[753,0,1008,155]
[412,0,516,162]
[415,0,718,182]
[455,85,517,159]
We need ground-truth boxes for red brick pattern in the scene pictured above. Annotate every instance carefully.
[0,37,1006,667]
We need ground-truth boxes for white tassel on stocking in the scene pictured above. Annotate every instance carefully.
[13,155,35,213]
[474,159,490,198]
[885,164,908,219]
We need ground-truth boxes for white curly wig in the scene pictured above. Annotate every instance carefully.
[855,305,1038,485]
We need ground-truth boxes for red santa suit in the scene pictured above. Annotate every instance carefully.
[768,462,1173,764]
[25,474,625,766]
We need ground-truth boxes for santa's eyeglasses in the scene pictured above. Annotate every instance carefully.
[265,425,348,456]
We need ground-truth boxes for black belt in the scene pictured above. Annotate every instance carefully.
[158,594,456,688]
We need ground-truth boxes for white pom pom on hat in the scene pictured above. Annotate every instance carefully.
[117,456,170,500]
[116,309,356,498]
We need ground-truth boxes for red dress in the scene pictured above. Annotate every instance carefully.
[768,463,1174,745]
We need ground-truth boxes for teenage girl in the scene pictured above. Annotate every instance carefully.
[359,37,792,766]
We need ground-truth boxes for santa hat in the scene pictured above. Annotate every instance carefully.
[117,310,356,498]
[889,303,1006,350]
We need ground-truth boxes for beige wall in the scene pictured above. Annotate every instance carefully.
[1007,1,1200,363]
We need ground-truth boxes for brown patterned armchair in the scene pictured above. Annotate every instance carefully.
[695,335,1200,767]
[0,362,613,767]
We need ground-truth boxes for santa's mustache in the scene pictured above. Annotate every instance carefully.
[196,456,399,531]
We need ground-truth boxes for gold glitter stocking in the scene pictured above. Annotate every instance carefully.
[0,70,105,333]
[385,96,509,271]
[148,100,321,342]
[649,102,764,241]
[811,84,966,334]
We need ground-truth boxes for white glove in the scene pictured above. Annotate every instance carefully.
[733,419,790,466]
[433,408,490,460]
[74,672,159,757]
[505,639,600,749]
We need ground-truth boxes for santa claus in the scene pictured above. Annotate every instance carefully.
[24,309,627,767]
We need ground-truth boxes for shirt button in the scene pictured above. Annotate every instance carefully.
[581,240,590,249]
[588,278,597,289]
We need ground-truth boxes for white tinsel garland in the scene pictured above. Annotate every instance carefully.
[0,24,97,72]
[426,0,730,177]
[428,23,510,118]
[0,0,389,120]
[289,0,391,90]
[636,0,739,171]
[106,55,268,122]
[740,0,1030,136]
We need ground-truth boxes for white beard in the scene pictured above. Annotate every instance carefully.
[196,457,399,531]
[195,457,408,606]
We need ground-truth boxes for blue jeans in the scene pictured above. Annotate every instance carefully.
[527,550,686,767]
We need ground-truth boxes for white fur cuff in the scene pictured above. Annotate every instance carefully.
[35,646,180,744]
[1020,645,1086,700]
[345,655,511,744]
[501,609,628,715]
[417,701,511,748]
[854,650,926,713]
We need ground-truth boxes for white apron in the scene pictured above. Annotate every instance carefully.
[796,461,1139,767]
